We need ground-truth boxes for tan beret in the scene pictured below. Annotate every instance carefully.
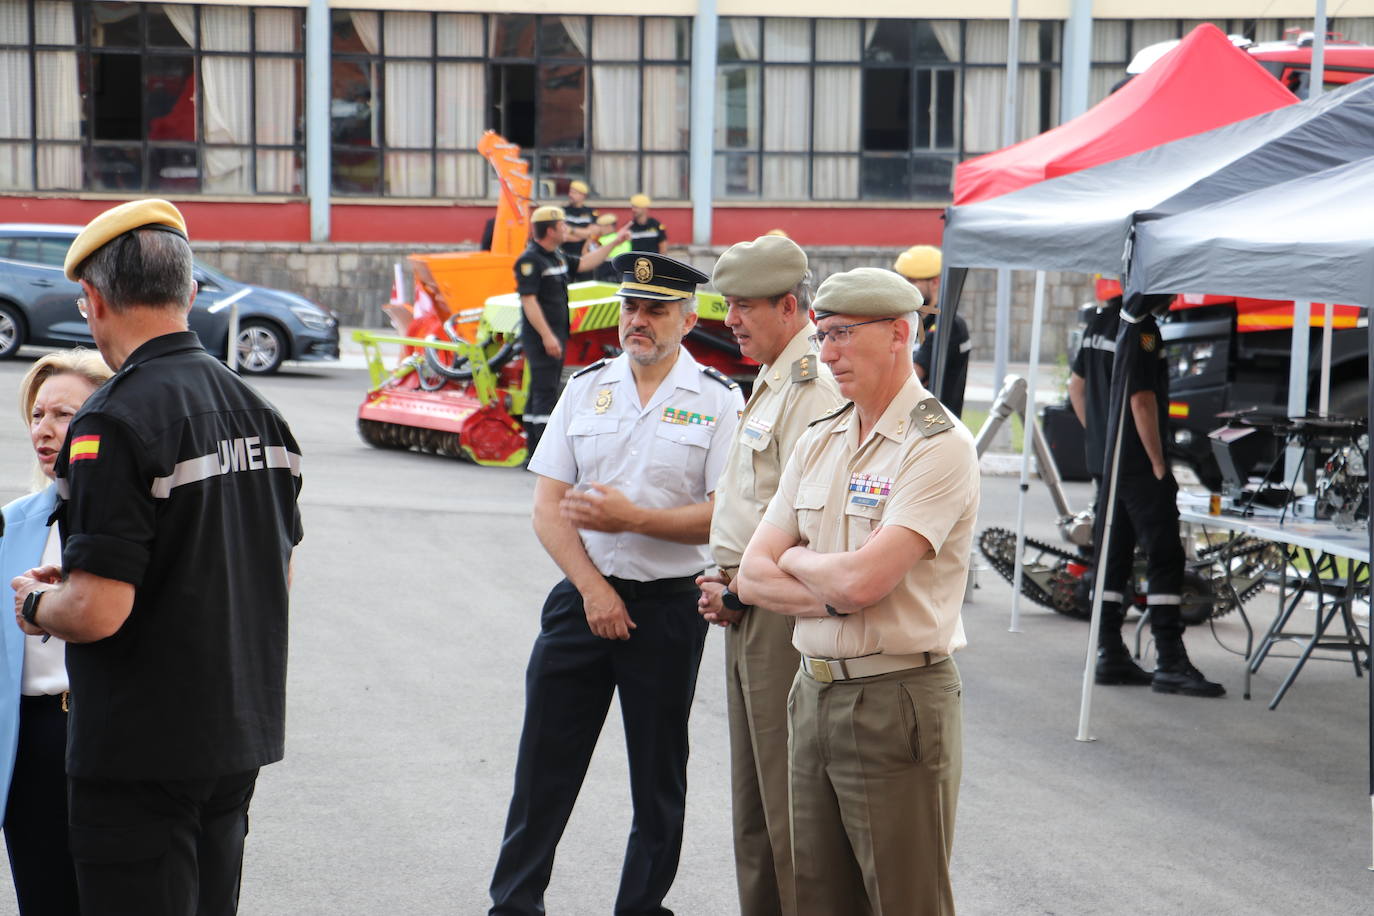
[531,205,566,223]
[812,267,923,318]
[629,194,651,209]
[894,244,942,280]
[596,212,617,226]
[64,198,187,281]
[712,235,808,299]
[569,180,589,194]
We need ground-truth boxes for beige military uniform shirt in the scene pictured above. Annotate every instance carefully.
[762,374,980,659]
[709,324,843,573]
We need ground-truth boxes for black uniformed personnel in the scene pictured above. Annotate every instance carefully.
[895,245,972,418]
[628,193,667,253]
[11,198,304,914]
[516,205,628,456]
[1068,295,1224,697]
[561,180,598,279]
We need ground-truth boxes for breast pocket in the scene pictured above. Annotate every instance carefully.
[792,483,828,545]
[567,415,620,473]
[652,422,713,488]
[844,497,884,546]
[741,426,779,500]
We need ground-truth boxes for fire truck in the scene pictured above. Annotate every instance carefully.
[1144,30,1374,489]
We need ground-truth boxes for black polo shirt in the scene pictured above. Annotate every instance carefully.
[56,331,303,781]
[561,203,597,260]
[514,242,580,341]
[1122,313,1171,477]
[628,217,666,252]
[914,313,972,418]
[1071,303,1119,478]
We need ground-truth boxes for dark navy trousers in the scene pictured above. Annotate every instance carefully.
[490,576,708,916]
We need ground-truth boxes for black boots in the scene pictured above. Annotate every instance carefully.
[1095,647,1154,685]
[1152,633,1225,698]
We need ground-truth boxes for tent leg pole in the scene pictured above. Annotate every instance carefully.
[1078,381,1128,742]
[1009,272,1046,633]
[993,269,1012,394]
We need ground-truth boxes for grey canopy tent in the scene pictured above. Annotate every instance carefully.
[1115,155,1374,869]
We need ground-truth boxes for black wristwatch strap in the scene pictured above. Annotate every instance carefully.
[721,587,752,612]
[825,604,850,618]
[21,590,44,627]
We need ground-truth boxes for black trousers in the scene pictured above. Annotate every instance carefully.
[4,694,79,916]
[520,325,568,456]
[490,577,709,916]
[1102,470,1186,639]
[67,768,259,916]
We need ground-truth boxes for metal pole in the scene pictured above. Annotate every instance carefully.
[1312,0,1327,100]
[1319,302,1333,416]
[1009,271,1046,633]
[993,3,1022,394]
[306,0,330,241]
[689,1,719,246]
[1286,301,1311,481]
[1061,0,1093,121]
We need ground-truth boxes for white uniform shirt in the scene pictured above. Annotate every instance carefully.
[530,346,745,581]
[21,524,68,696]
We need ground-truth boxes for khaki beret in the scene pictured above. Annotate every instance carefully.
[531,205,566,223]
[64,198,188,281]
[569,180,590,194]
[813,267,923,319]
[712,235,808,299]
[629,194,651,209]
[894,244,942,280]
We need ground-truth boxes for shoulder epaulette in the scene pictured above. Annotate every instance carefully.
[909,397,953,438]
[808,401,855,427]
[572,358,608,379]
[790,354,819,384]
[702,366,739,390]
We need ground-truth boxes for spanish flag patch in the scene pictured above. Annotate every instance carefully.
[69,435,100,461]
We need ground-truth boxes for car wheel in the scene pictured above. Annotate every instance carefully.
[0,302,26,359]
[235,320,286,375]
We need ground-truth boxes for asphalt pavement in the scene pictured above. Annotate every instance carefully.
[0,353,1369,915]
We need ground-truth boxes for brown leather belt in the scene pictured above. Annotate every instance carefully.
[800,651,941,684]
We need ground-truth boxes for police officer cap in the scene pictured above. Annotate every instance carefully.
[64,198,188,281]
[712,235,807,299]
[812,267,923,319]
[893,244,942,281]
[613,252,708,302]
[531,205,566,223]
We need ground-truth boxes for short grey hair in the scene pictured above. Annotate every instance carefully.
[769,270,813,313]
[898,310,925,344]
[73,228,194,313]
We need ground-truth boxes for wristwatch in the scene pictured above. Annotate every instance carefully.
[21,590,44,627]
[721,588,752,613]
[825,604,851,618]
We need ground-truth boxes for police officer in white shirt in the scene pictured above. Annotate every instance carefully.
[489,252,745,916]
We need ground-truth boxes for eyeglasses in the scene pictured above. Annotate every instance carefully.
[75,297,88,320]
[808,317,895,347]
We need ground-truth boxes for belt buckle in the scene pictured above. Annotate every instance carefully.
[810,658,834,683]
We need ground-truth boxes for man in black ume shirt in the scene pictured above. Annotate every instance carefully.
[11,198,305,915]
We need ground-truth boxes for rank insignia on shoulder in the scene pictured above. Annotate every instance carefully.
[808,401,855,427]
[910,398,953,437]
[791,355,817,383]
[702,366,739,390]
[572,358,607,379]
[519,261,533,276]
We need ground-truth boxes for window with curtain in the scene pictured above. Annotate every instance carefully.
[0,2,304,195]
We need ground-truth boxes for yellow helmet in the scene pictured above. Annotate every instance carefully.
[894,244,942,280]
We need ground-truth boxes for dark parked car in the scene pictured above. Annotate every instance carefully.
[0,224,339,374]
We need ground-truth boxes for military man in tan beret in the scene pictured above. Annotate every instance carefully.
[697,236,841,916]
[735,267,980,916]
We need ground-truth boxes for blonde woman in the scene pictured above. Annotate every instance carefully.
[1,349,111,916]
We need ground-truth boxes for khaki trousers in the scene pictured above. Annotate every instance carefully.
[726,607,799,916]
[788,658,962,916]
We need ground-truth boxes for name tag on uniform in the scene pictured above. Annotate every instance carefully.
[662,406,716,428]
[848,473,893,508]
[743,415,773,440]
